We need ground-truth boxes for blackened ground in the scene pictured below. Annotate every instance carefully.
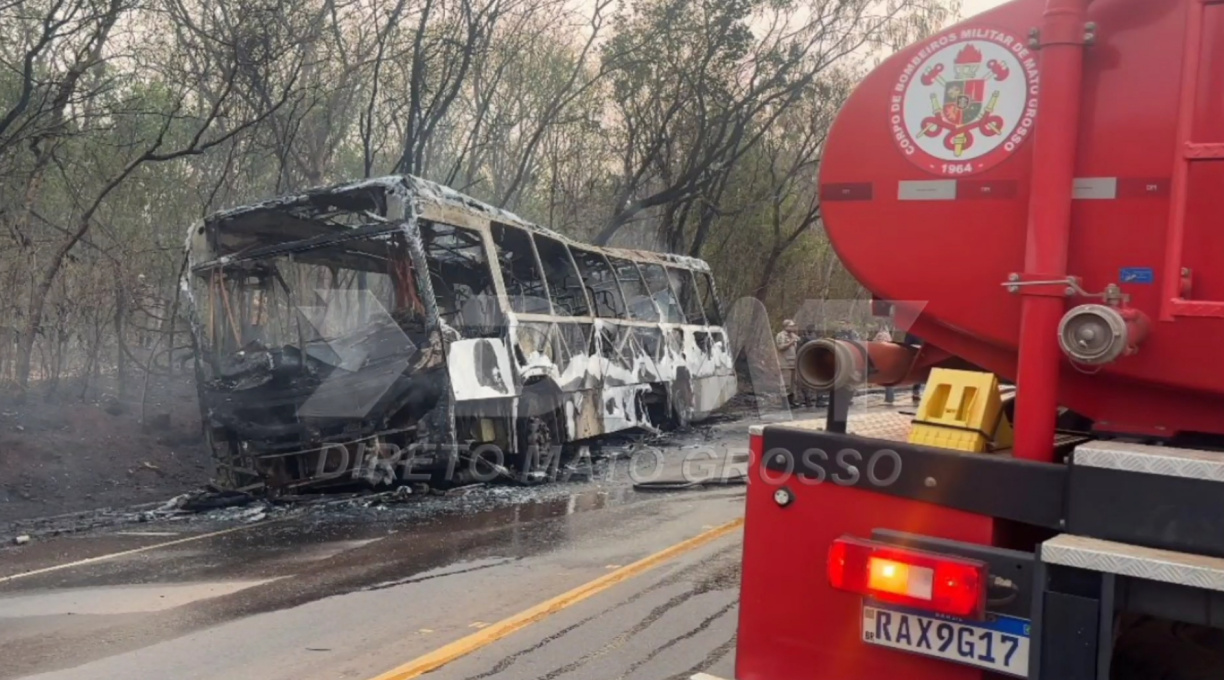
[0,373,210,526]
[0,377,784,533]
[0,385,881,539]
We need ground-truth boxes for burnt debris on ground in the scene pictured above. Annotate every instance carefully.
[1,413,755,544]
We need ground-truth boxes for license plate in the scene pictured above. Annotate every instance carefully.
[862,603,1030,677]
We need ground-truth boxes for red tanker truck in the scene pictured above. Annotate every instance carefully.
[702,0,1224,678]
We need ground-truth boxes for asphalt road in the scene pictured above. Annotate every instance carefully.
[0,399,900,680]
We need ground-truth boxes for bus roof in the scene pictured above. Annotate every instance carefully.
[198,174,712,273]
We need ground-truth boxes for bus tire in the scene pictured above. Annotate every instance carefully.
[517,415,560,484]
[516,381,563,484]
[669,373,694,430]
[207,427,260,491]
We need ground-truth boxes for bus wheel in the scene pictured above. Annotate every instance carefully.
[669,375,694,430]
[516,382,563,484]
[207,428,259,491]
[518,415,560,484]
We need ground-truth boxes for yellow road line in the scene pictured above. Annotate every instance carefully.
[0,520,283,585]
[369,517,746,680]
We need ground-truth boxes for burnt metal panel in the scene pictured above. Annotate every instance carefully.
[186,172,737,494]
[759,426,1067,528]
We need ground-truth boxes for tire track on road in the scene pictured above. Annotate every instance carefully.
[668,635,736,680]
[614,599,737,680]
[535,546,740,680]
[458,542,742,680]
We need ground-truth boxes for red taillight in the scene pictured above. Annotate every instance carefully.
[828,536,987,619]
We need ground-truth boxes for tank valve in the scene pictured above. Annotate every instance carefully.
[1058,304,1149,365]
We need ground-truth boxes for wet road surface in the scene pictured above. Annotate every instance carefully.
[0,401,900,680]
[423,532,742,680]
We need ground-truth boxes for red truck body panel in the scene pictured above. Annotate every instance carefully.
[819,0,1224,438]
[733,4,1224,679]
[736,456,996,680]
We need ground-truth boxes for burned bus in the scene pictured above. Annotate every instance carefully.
[183,175,736,492]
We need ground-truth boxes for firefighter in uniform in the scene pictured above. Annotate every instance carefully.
[775,320,801,407]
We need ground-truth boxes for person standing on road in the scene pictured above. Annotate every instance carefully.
[776,320,801,407]
[873,326,896,405]
[834,323,859,342]
[905,331,925,404]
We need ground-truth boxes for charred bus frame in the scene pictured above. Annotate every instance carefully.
[183,175,736,493]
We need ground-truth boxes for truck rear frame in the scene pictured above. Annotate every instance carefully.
[727,390,1224,680]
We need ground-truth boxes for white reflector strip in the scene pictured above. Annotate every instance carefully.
[894,177,1144,201]
[1073,177,1118,200]
[907,565,935,599]
[1074,440,1224,481]
[1042,534,1224,592]
[898,180,957,200]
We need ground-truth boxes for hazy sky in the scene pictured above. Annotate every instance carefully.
[961,0,1010,16]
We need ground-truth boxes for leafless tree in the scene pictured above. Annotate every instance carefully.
[593,0,956,255]
[390,0,505,177]
[0,0,960,401]
[6,0,305,390]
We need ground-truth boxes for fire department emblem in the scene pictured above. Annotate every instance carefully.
[892,32,1037,176]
